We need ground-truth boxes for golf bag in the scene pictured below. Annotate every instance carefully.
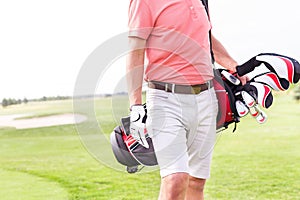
[110,53,300,173]
[216,53,300,127]
[213,69,240,131]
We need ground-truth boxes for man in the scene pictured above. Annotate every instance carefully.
[126,0,241,199]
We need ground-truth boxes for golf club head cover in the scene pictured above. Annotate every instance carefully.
[252,72,290,91]
[221,70,241,86]
[235,100,249,117]
[242,82,273,109]
[236,53,300,84]
[249,104,268,124]
[256,53,300,84]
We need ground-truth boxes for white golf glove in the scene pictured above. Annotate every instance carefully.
[130,105,149,148]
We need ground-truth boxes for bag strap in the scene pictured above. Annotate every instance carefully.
[201,0,209,15]
[200,0,215,63]
[201,0,240,132]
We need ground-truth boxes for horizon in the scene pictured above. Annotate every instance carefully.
[1,0,300,101]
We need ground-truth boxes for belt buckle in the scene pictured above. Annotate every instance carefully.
[192,86,202,94]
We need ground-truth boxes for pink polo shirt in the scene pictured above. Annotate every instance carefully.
[128,0,214,85]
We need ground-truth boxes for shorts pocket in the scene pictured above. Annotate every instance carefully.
[146,88,169,101]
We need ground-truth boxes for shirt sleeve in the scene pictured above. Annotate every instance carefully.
[128,0,153,40]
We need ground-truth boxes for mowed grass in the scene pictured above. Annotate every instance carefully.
[0,94,300,199]
[207,93,300,199]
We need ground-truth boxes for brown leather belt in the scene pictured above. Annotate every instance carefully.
[148,80,213,94]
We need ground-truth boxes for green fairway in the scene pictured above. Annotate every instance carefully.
[0,169,68,200]
[0,94,299,199]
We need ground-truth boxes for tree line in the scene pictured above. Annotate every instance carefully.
[1,98,28,107]
[1,96,71,108]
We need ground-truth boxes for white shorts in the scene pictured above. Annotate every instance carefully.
[146,86,218,179]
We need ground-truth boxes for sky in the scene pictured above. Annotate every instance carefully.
[1,0,300,100]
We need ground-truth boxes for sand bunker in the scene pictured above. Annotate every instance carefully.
[0,113,87,129]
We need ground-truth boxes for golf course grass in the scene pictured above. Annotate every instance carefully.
[0,94,299,199]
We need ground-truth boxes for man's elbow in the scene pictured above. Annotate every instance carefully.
[128,36,147,50]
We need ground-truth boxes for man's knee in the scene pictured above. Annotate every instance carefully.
[162,172,189,189]
[160,173,189,199]
[188,176,206,191]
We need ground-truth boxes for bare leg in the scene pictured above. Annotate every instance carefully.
[185,176,206,200]
[158,172,189,200]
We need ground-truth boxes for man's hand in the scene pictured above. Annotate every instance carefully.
[237,74,249,85]
[130,105,149,148]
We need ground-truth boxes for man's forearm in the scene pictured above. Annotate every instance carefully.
[211,34,238,72]
[126,37,146,106]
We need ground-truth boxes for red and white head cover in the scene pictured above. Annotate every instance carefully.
[253,72,289,91]
[256,53,300,84]
[247,82,273,109]
[237,53,300,84]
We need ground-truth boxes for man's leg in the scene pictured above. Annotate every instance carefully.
[186,176,206,200]
[158,172,189,200]
[147,89,190,199]
[185,88,218,199]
